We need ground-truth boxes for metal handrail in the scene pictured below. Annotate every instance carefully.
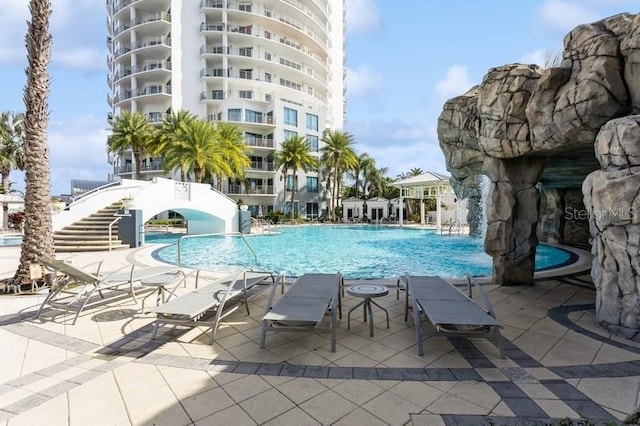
[448,219,461,235]
[176,232,258,267]
[108,217,122,251]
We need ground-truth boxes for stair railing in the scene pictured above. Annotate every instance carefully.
[108,217,122,252]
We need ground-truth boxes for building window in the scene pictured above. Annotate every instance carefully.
[305,113,318,131]
[285,175,298,191]
[284,201,298,215]
[306,202,319,219]
[245,109,263,123]
[228,108,241,121]
[283,130,297,140]
[240,68,253,79]
[306,177,318,193]
[284,107,297,126]
[239,90,253,99]
[307,135,319,152]
[212,90,224,99]
[239,47,252,57]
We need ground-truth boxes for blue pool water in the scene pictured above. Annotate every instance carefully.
[148,225,574,279]
[0,235,21,247]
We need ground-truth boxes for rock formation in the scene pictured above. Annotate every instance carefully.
[438,13,640,334]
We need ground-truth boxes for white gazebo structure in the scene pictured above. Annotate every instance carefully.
[391,171,457,228]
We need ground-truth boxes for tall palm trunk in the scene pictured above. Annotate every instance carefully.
[133,148,143,180]
[17,0,54,283]
[1,169,10,194]
[290,172,296,220]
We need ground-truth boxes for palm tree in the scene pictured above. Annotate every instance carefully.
[274,135,317,220]
[0,111,25,194]
[16,0,54,284]
[175,119,223,183]
[154,110,197,182]
[346,152,372,200]
[213,122,249,191]
[108,111,155,180]
[320,130,357,221]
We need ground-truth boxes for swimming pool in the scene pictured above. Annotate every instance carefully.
[148,225,574,279]
[0,235,21,247]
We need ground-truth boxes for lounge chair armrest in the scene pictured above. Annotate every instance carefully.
[465,274,498,320]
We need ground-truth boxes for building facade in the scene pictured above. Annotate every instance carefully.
[106,0,345,219]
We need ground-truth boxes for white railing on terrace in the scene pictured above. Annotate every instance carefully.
[200,89,274,103]
[113,61,171,80]
[199,22,326,66]
[114,12,171,36]
[114,85,171,103]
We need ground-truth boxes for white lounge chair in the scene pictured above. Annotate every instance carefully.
[403,274,504,357]
[150,269,275,343]
[260,273,342,352]
[36,258,182,324]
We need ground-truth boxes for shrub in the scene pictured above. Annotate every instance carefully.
[8,212,25,229]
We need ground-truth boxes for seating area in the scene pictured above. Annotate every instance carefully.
[35,258,183,324]
[260,273,342,352]
[3,247,637,424]
[402,274,504,357]
[151,269,275,343]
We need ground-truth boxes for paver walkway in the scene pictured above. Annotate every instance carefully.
[0,246,638,425]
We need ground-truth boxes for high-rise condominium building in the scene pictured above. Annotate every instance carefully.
[106,0,346,219]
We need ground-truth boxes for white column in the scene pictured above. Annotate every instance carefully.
[436,193,442,230]
[420,199,425,225]
[398,195,404,226]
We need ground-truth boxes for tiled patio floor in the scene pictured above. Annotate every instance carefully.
[0,246,638,425]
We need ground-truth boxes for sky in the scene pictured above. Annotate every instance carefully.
[0,0,637,195]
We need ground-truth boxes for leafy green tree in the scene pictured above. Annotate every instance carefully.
[154,110,197,181]
[16,0,54,284]
[320,130,357,221]
[108,111,156,180]
[0,111,25,195]
[213,122,249,191]
[274,135,317,220]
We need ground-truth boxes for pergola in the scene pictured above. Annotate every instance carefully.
[391,172,455,228]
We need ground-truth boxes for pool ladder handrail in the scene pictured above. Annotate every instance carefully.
[440,218,461,235]
[176,232,258,267]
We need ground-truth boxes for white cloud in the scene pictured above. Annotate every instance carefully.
[0,0,104,72]
[54,48,106,71]
[346,119,446,180]
[10,116,111,195]
[346,0,382,34]
[536,0,600,32]
[434,66,475,100]
[346,66,383,97]
[520,49,547,67]
[360,142,447,179]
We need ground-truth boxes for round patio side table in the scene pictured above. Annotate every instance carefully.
[346,284,390,337]
[141,273,183,312]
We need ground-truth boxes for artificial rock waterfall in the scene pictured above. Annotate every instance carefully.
[437,12,640,337]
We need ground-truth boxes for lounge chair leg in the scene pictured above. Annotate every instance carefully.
[259,321,268,349]
[152,320,160,340]
[494,327,505,358]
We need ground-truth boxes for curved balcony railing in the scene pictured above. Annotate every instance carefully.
[113,85,172,104]
[114,12,171,36]
[200,22,326,66]
[113,62,171,81]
